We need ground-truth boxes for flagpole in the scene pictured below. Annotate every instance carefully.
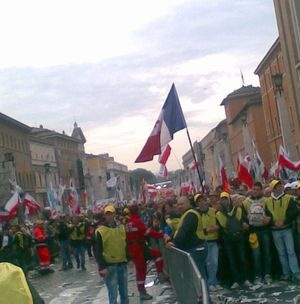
[185,127,204,192]
[173,83,204,192]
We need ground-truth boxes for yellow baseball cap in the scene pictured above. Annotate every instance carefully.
[269,179,280,191]
[104,205,116,213]
[220,192,230,199]
[194,193,202,202]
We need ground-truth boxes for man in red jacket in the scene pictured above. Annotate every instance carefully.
[126,204,165,301]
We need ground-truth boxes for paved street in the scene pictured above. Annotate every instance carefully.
[29,256,300,304]
[30,258,177,304]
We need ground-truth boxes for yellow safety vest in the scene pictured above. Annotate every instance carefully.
[265,194,290,223]
[96,224,127,264]
[0,263,33,304]
[166,217,180,234]
[198,207,219,241]
[70,223,86,241]
[174,209,202,239]
[216,207,242,229]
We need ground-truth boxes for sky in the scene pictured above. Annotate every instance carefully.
[0,0,278,173]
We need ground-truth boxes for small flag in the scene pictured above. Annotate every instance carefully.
[237,153,254,188]
[278,145,300,171]
[218,156,230,193]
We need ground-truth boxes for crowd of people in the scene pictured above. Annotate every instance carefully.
[0,178,300,303]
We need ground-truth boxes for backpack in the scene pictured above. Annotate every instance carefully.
[223,208,243,241]
[248,201,265,227]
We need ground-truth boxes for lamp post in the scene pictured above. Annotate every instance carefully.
[271,73,296,159]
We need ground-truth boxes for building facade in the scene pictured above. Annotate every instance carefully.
[273,0,300,153]
[29,137,58,207]
[0,113,34,207]
[221,85,272,168]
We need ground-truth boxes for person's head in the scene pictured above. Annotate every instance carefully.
[176,196,191,215]
[10,224,20,234]
[194,193,208,211]
[270,179,284,196]
[284,183,293,195]
[252,181,263,198]
[295,181,300,198]
[219,192,230,207]
[72,217,80,225]
[129,204,140,216]
[104,205,116,224]
[164,198,177,214]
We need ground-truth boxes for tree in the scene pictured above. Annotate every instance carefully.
[129,168,157,196]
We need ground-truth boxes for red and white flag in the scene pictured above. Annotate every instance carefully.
[218,156,230,193]
[23,193,41,215]
[158,144,171,165]
[180,182,190,194]
[4,192,20,215]
[237,153,254,188]
[278,145,300,171]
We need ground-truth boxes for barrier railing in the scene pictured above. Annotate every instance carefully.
[159,240,210,304]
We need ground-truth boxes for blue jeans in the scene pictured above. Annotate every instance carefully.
[251,230,272,277]
[104,263,129,304]
[60,239,73,268]
[206,241,219,286]
[272,228,300,275]
[186,242,208,281]
[71,241,86,268]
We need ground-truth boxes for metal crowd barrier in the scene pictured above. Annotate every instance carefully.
[159,240,210,304]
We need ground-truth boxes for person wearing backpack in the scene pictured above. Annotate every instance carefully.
[243,181,272,285]
[216,192,251,289]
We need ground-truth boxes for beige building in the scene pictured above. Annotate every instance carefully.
[29,137,58,207]
[221,85,272,169]
[86,153,130,203]
[0,113,34,207]
[31,126,84,188]
[273,0,300,153]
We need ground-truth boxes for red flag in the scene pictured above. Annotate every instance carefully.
[219,156,230,192]
[237,154,254,188]
[278,145,300,171]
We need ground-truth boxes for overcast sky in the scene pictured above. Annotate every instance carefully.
[0,0,278,172]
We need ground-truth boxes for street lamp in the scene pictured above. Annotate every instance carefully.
[272,73,283,95]
[271,72,296,159]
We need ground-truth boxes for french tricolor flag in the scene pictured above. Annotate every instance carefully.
[135,84,187,163]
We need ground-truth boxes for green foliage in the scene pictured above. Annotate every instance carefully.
[129,168,157,192]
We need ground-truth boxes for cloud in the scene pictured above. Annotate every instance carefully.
[0,0,277,170]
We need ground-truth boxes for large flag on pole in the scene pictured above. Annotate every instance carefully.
[135,84,187,162]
